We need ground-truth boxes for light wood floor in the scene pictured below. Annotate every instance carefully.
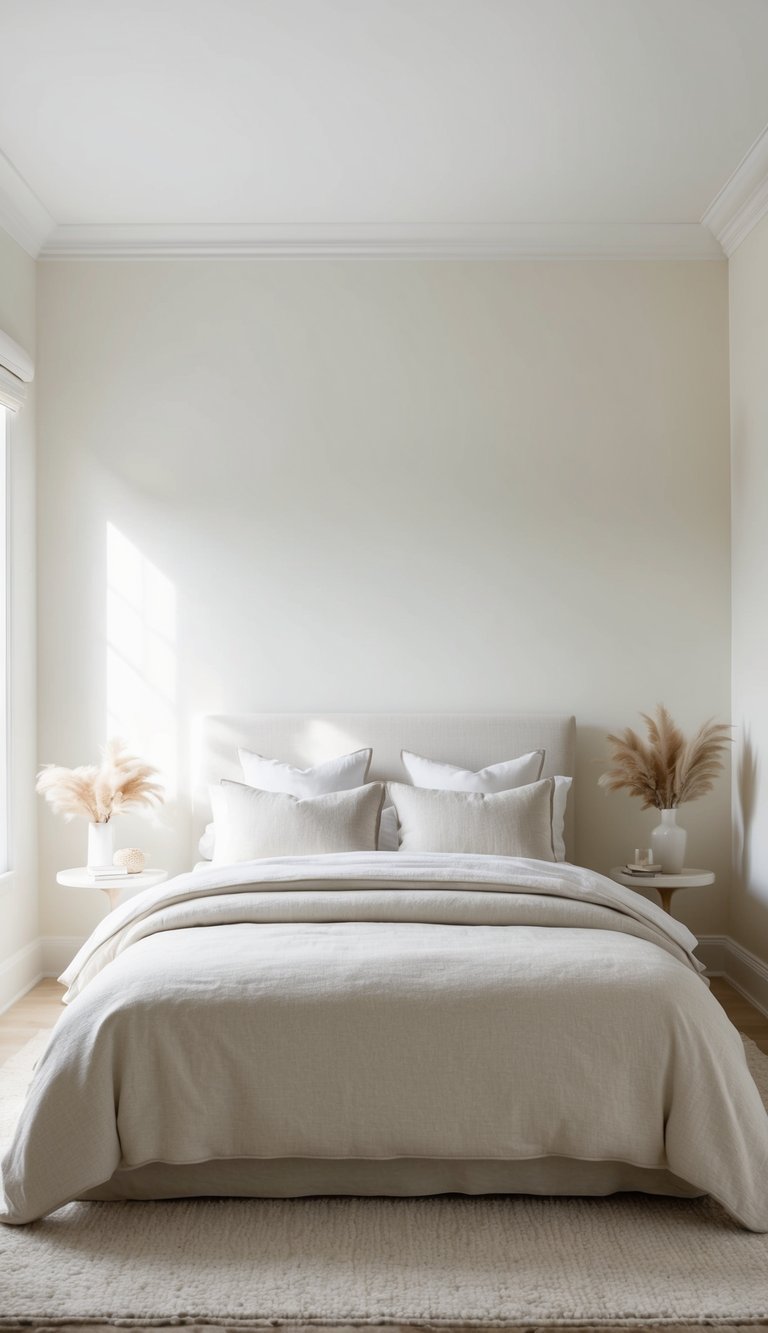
[709,976,768,1054]
[1,975,767,1066]
[0,977,66,1063]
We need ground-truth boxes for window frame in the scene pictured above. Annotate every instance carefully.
[0,406,9,875]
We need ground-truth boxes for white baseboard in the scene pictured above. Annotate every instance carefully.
[697,933,768,1018]
[0,936,84,1011]
[40,936,85,977]
[0,939,43,1014]
[695,934,731,975]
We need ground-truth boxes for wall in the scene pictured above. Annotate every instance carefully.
[36,259,731,947]
[0,226,37,1002]
[730,211,768,967]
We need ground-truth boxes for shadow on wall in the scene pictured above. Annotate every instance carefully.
[736,727,758,888]
[574,722,616,874]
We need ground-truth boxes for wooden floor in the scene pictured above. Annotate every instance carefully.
[708,976,768,1053]
[0,977,65,1063]
[1,974,767,1065]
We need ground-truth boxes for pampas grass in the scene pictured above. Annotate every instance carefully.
[36,739,164,823]
[598,705,731,811]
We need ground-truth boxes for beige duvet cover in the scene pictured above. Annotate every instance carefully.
[1,853,766,1228]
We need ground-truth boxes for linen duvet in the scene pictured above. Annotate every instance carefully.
[1,852,767,1228]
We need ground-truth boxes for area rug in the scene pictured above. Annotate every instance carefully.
[0,1033,767,1330]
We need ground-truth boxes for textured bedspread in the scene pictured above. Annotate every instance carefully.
[2,853,767,1227]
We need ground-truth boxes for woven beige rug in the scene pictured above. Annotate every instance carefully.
[0,1031,767,1330]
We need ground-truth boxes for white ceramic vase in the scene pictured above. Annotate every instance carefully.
[650,808,687,873]
[87,820,113,868]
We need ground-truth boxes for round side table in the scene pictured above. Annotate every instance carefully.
[57,867,168,912]
[609,866,715,916]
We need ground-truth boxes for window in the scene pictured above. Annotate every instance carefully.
[0,330,34,877]
[0,405,7,872]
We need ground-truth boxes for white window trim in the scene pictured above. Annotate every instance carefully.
[0,329,33,882]
[0,328,34,384]
[0,328,33,413]
[0,366,26,413]
[0,409,9,874]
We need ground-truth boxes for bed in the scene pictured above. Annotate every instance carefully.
[2,712,767,1229]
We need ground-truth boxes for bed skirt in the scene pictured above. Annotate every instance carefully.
[82,1156,705,1203]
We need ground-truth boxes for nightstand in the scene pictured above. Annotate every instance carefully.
[609,866,715,916]
[57,867,168,912]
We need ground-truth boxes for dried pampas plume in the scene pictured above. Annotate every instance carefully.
[36,738,164,823]
[598,705,731,811]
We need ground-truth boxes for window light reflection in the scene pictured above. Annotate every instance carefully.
[106,523,177,797]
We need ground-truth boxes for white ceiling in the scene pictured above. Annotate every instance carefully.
[1,0,768,258]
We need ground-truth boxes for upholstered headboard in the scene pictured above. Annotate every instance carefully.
[198,712,577,858]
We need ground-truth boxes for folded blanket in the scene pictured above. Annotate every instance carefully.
[60,852,704,999]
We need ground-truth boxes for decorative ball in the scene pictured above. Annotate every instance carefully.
[114,847,146,874]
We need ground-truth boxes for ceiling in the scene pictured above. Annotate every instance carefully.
[1,0,768,258]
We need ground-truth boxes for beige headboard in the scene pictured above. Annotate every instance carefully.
[198,712,577,858]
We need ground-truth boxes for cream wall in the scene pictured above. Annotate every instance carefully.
[730,212,768,965]
[36,259,732,945]
[0,226,37,995]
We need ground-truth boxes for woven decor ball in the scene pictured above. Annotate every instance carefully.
[113,847,146,874]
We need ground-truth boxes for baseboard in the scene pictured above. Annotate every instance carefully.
[0,936,85,1010]
[698,933,768,1018]
[0,939,43,1014]
[695,934,731,975]
[40,936,85,977]
[720,938,768,1017]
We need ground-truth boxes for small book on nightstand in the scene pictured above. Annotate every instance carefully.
[87,866,129,880]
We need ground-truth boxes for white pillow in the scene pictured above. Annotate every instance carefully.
[199,747,373,860]
[377,805,399,851]
[238,747,372,796]
[200,801,400,859]
[389,779,556,860]
[198,822,216,860]
[370,792,570,858]
[401,748,570,860]
[551,776,572,862]
[210,780,385,864]
[401,748,544,792]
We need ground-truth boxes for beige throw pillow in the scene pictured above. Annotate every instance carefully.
[211,780,385,864]
[389,779,556,860]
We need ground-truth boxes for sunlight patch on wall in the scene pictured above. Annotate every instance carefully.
[106,523,177,796]
[303,718,359,763]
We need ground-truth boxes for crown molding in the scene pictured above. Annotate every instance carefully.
[39,221,724,261]
[0,151,54,257]
[702,122,768,256]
